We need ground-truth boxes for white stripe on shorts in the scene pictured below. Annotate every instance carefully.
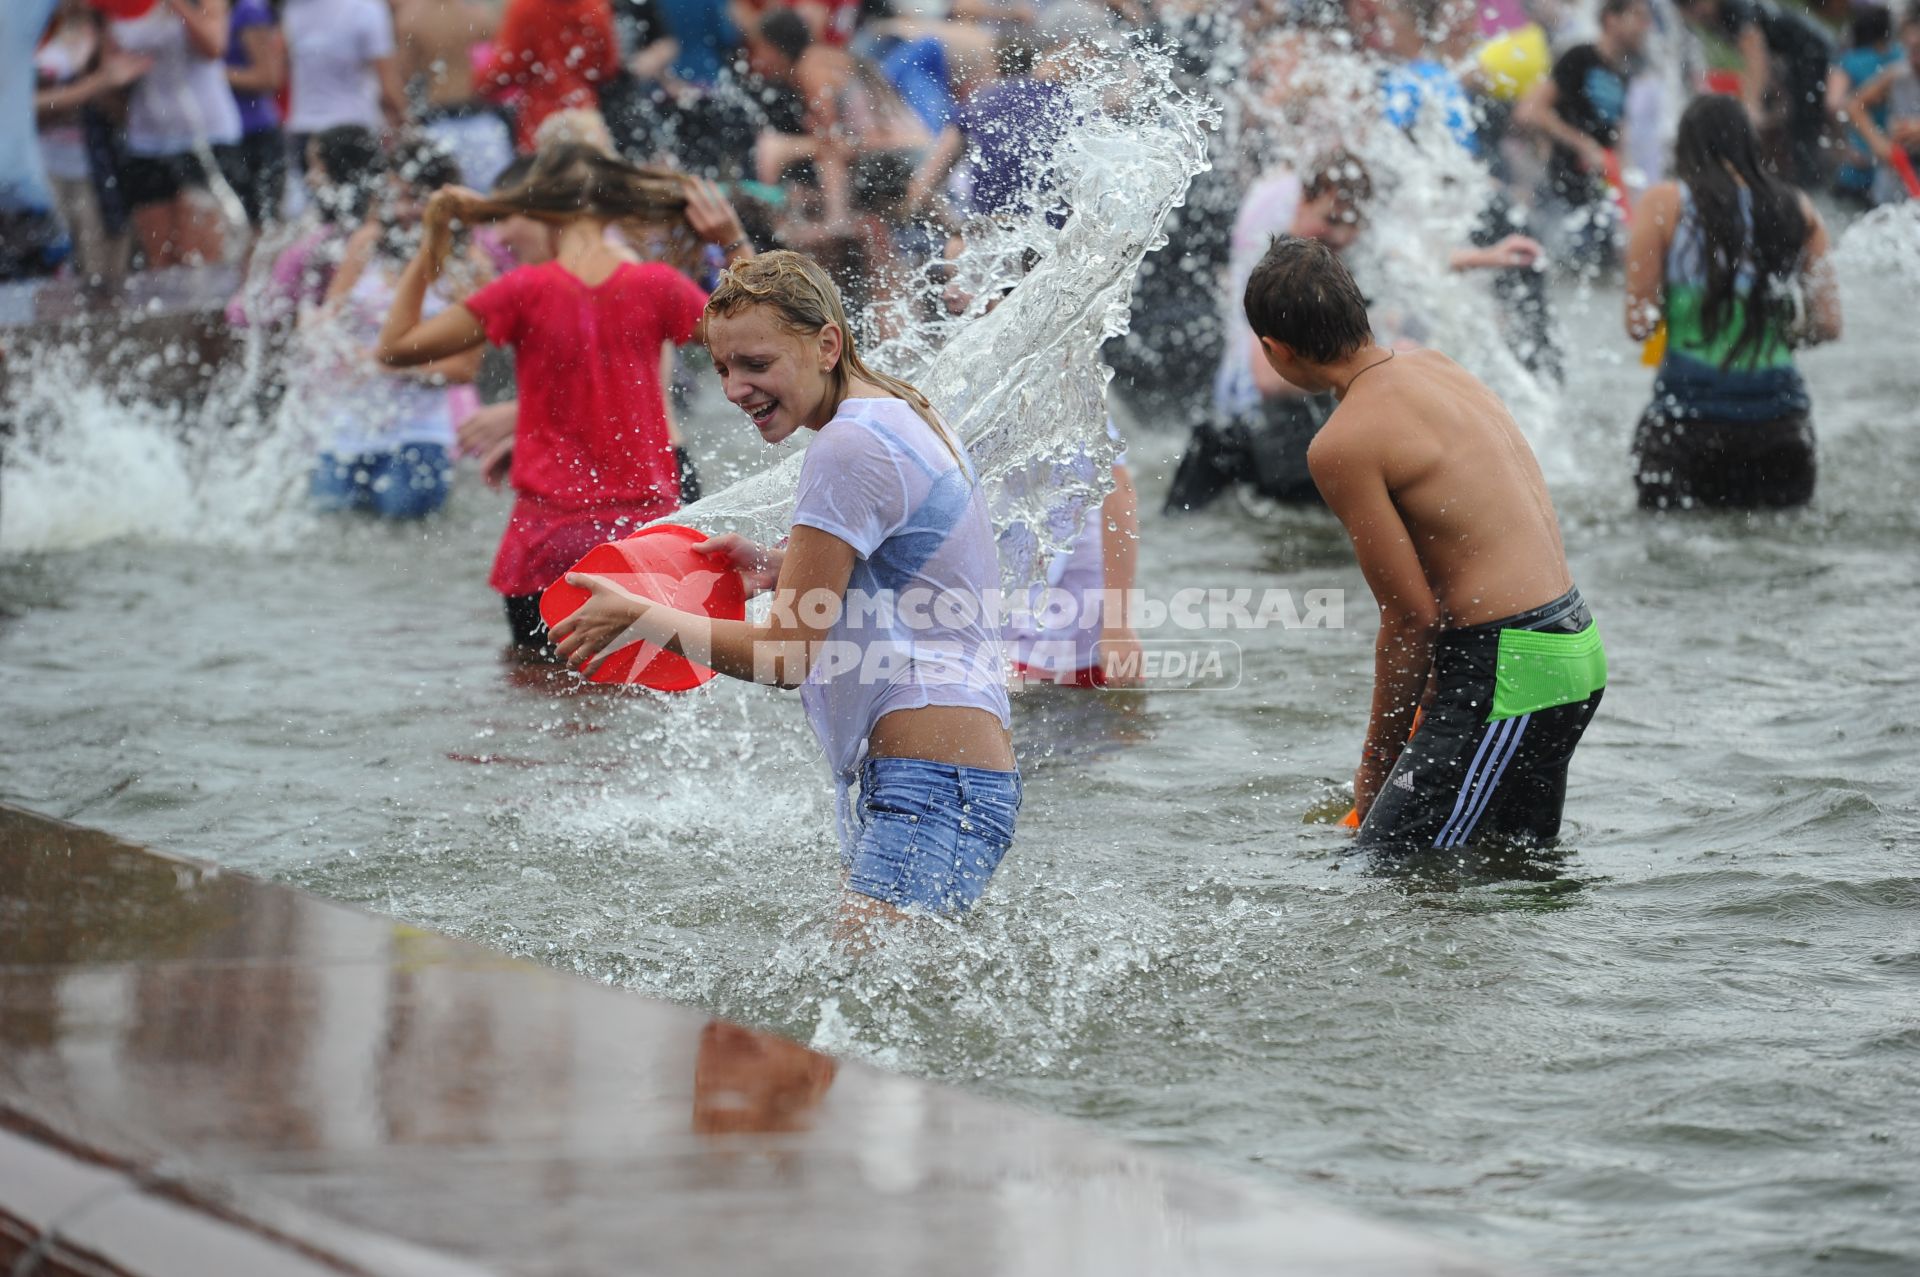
[1443,706,1528,844]
[1443,710,1528,852]
[1433,717,1511,848]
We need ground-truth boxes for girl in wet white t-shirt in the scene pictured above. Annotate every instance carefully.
[551,249,1018,935]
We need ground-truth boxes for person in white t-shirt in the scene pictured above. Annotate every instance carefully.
[551,250,1020,936]
[283,0,402,145]
[111,0,243,267]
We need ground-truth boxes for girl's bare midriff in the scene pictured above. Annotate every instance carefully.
[869,705,1017,772]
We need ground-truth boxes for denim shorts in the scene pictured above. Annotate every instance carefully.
[311,445,451,520]
[846,756,1021,915]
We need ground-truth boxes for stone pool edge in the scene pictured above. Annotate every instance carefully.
[0,802,1514,1277]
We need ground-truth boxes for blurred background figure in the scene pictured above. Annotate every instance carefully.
[223,0,285,236]
[1674,0,1833,187]
[393,0,514,192]
[1624,94,1841,511]
[1826,4,1898,208]
[5,0,71,284]
[109,0,243,269]
[283,0,403,217]
[228,124,385,328]
[305,137,473,521]
[480,0,620,153]
[1842,3,1920,207]
[32,0,150,290]
[1515,0,1653,271]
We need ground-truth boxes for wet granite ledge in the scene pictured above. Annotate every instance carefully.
[0,804,1510,1276]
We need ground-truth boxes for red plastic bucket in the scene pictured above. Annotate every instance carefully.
[539,524,748,691]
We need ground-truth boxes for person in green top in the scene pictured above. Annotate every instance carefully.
[1624,94,1842,511]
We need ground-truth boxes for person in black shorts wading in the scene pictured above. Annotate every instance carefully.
[1244,236,1607,855]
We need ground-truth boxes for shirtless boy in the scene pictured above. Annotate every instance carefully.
[1247,236,1606,853]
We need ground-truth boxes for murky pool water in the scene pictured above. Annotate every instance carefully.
[4,215,1917,1275]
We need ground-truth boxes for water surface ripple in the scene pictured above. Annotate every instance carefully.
[3,278,1917,1277]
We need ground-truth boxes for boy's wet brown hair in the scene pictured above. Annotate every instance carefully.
[1243,235,1372,365]
[1302,147,1373,206]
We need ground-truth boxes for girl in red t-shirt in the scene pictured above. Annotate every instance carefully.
[377,143,755,651]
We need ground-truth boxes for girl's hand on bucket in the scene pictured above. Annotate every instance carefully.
[694,533,780,595]
[552,575,649,677]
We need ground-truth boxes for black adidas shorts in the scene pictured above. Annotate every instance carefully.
[1357,589,1605,855]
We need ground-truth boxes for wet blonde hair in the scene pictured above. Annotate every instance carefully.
[706,250,965,469]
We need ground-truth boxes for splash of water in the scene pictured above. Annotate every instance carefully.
[676,34,1218,591]
[1225,26,1571,475]
[0,341,321,554]
[513,707,1282,1086]
[1829,201,1920,292]
[0,218,358,554]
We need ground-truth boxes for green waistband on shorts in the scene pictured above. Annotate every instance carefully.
[1489,622,1608,723]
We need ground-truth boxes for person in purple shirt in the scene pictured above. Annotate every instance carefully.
[225,0,287,227]
[904,31,1071,225]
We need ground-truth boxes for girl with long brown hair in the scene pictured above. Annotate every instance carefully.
[376,142,754,649]
[551,250,1020,935]
[1624,95,1842,510]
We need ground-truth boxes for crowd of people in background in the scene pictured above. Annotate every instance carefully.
[15,0,1915,292]
[5,0,1889,541]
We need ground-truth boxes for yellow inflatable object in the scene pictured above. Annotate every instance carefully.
[1641,322,1668,367]
[1477,24,1550,102]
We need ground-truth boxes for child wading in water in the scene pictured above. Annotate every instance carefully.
[309,141,472,520]
[551,251,1020,930]
[1248,236,1606,853]
[376,143,753,651]
[1626,95,1841,511]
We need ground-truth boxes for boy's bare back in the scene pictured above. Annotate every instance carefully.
[1308,349,1571,628]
